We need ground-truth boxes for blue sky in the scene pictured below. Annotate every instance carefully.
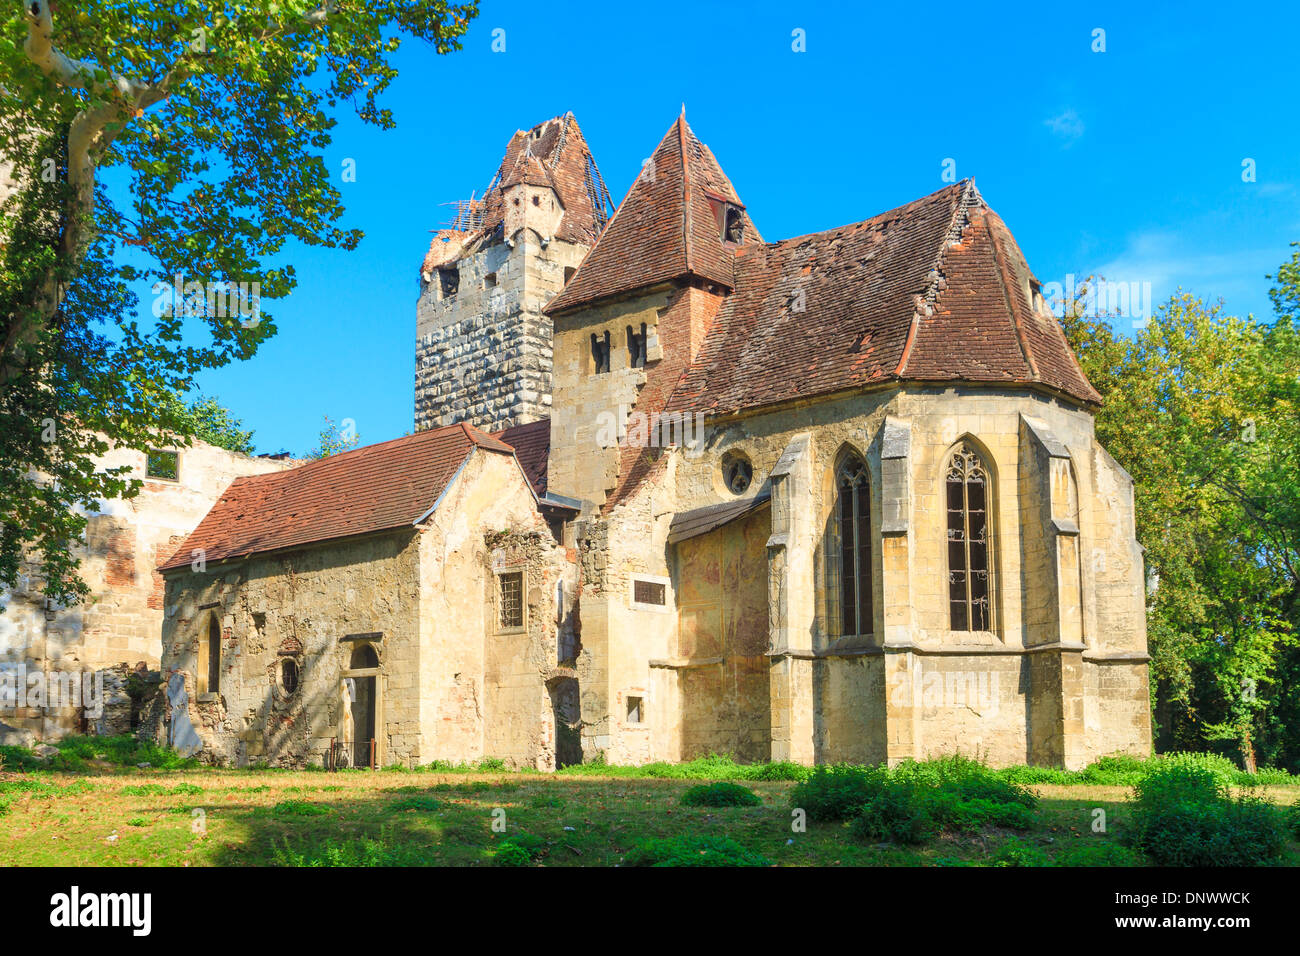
[150,0,1300,455]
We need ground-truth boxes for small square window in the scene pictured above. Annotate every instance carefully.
[146,450,179,481]
[498,571,524,630]
[633,579,666,606]
[626,696,644,724]
[439,267,459,297]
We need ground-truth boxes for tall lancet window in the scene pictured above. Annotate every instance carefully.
[946,443,993,632]
[826,451,873,639]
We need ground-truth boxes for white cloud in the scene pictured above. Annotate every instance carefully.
[1044,109,1085,145]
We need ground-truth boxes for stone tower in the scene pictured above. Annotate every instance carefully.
[415,114,612,432]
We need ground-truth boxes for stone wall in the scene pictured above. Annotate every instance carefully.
[557,381,1152,769]
[415,184,590,432]
[158,447,574,769]
[415,446,575,770]
[0,440,291,741]
[159,529,424,767]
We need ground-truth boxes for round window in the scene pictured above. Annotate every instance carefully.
[722,453,753,495]
[279,658,300,696]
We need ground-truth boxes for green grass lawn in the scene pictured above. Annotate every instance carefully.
[2,763,1297,866]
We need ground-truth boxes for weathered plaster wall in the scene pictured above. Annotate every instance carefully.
[672,508,771,762]
[416,448,574,770]
[159,529,423,767]
[0,441,290,741]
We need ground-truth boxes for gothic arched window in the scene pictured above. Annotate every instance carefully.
[826,451,872,638]
[946,443,993,632]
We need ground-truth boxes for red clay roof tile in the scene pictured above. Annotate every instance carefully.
[547,116,761,314]
[157,423,513,572]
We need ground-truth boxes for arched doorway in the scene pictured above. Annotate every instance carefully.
[338,641,381,769]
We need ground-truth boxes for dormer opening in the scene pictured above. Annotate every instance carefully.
[723,204,745,244]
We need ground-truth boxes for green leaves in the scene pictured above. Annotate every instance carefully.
[1,0,478,604]
[1067,283,1300,771]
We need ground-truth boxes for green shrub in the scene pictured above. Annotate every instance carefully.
[388,795,441,812]
[623,834,771,867]
[849,782,938,845]
[1129,764,1287,866]
[1057,842,1146,867]
[895,755,1037,809]
[1287,803,1300,840]
[991,839,1052,867]
[837,757,1039,844]
[944,796,1036,832]
[274,835,429,866]
[789,765,887,821]
[554,752,810,782]
[492,841,532,867]
[52,735,198,770]
[680,782,762,808]
[0,779,59,796]
[266,800,330,818]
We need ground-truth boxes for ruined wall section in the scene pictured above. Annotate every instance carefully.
[158,529,423,767]
[0,441,291,742]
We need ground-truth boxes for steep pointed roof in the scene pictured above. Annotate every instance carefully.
[481,113,610,244]
[664,181,1100,417]
[158,423,515,571]
[547,116,761,314]
[421,113,611,277]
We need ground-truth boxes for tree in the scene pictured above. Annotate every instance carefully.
[170,394,256,455]
[1064,286,1300,771]
[0,1,478,608]
[307,415,359,459]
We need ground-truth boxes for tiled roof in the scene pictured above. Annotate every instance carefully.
[547,115,762,314]
[421,113,610,277]
[667,489,771,544]
[157,423,514,571]
[493,418,550,497]
[664,181,1100,417]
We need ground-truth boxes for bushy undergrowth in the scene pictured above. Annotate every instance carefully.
[622,834,772,867]
[274,834,429,866]
[1127,762,1287,866]
[795,756,1039,844]
[557,752,810,782]
[999,751,1298,789]
[679,781,763,808]
[1,735,197,772]
[492,833,546,866]
[263,800,330,818]
[388,794,441,812]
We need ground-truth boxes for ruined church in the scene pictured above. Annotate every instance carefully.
[157,112,1153,770]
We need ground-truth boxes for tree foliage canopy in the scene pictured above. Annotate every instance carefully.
[0,0,477,607]
[1065,278,1300,771]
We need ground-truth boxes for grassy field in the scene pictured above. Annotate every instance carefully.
[2,758,1298,866]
